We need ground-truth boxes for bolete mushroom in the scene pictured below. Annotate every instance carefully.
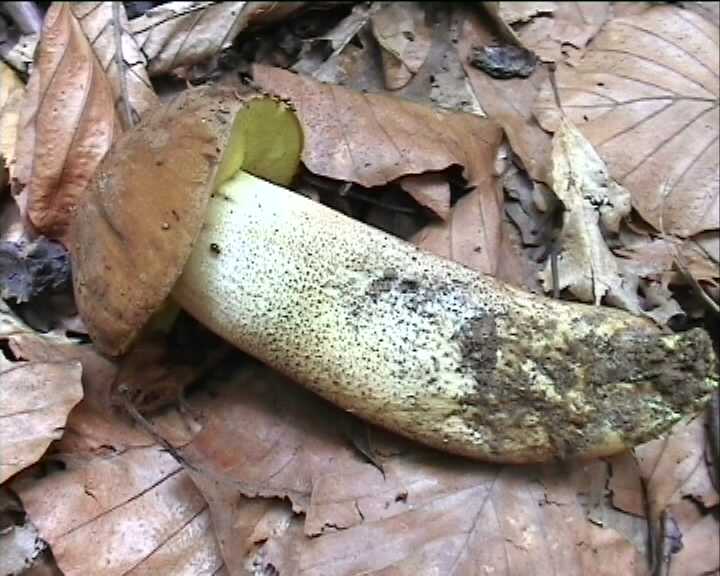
[70,85,717,463]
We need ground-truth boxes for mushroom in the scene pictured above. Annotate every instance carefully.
[70,85,717,463]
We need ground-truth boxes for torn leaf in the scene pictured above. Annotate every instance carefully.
[0,360,83,483]
[542,117,633,306]
[371,2,432,90]
[130,1,306,76]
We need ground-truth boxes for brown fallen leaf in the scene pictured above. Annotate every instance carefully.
[71,2,159,128]
[634,417,719,575]
[370,2,432,90]
[130,1,306,76]
[498,2,611,64]
[459,10,552,184]
[252,64,508,275]
[292,3,379,80]
[11,358,224,576]
[0,360,83,483]
[180,361,651,575]
[533,5,719,238]
[0,61,23,177]
[15,442,223,576]
[14,2,122,242]
[399,172,451,221]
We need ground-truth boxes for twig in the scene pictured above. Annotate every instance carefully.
[112,2,134,128]
[548,62,565,117]
[115,384,193,469]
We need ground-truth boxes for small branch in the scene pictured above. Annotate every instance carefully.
[112,2,134,128]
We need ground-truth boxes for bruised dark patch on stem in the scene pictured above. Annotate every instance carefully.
[453,314,499,390]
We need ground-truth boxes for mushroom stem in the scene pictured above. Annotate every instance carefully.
[172,170,717,463]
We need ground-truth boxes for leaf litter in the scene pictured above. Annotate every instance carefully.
[0,2,718,575]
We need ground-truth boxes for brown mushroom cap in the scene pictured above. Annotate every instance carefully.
[70,85,288,356]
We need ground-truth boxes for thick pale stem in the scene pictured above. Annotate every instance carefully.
[173,171,717,463]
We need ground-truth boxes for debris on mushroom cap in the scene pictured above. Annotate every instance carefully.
[69,85,281,356]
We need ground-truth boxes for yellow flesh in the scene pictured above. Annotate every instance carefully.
[214,98,302,188]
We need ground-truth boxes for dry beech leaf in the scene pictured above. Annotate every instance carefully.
[496,2,556,24]
[12,363,223,576]
[0,61,24,176]
[0,360,83,483]
[292,3,379,79]
[14,2,121,242]
[71,2,159,128]
[370,2,432,90]
[542,117,635,307]
[634,417,720,575]
[252,65,507,275]
[459,10,552,184]
[499,2,610,64]
[399,173,451,221]
[130,1,306,76]
[15,445,223,576]
[616,235,719,286]
[533,5,719,238]
[181,362,649,576]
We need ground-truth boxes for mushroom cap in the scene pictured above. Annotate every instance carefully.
[70,85,295,356]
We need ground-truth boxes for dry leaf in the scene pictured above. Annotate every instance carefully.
[499,2,610,64]
[542,117,636,308]
[0,519,45,576]
[533,5,719,238]
[399,173,450,220]
[634,417,719,575]
[12,375,223,576]
[71,2,159,128]
[0,61,23,176]
[252,64,507,275]
[0,360,83,483]
[130,1,306,76]
[15,445,223,576]
[181,361,650,575]
[292,3,379,79]
[14,3,121,242]
[496,2,556,24]
[459,10,552,184]
[371,2,432,90]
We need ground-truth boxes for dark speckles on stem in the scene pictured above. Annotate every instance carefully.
[210,243,221,255]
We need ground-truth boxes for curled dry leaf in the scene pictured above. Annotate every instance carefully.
[0,360,83,483]
[542,117,634,306]
[71,2,159,128]
[370,2,432,90]
[130,1,306,76]
[0,61,23,176]
[533,5,719,238]
[252,65,507,275]
[181,362,650,576]
[14,2,121,242]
